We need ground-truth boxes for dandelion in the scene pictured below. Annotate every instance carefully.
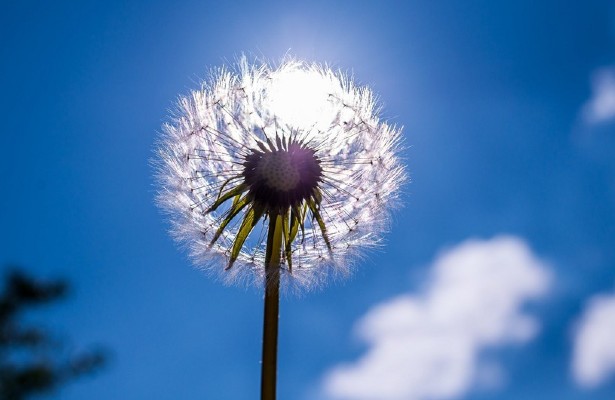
[155,57,405,399]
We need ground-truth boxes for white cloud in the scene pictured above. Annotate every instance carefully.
[322,236,551,400]
[573,290,615,387]
[583,67,615,125]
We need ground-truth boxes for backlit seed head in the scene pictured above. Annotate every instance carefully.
[155,57,406,291]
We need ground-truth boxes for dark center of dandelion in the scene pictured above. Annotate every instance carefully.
[243,141,322,212]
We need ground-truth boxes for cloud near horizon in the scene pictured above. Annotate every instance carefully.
[322,236,551,400]
[583,67,615,125]
[573,289,615,388]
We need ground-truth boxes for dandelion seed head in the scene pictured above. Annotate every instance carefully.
[155,56,406,291]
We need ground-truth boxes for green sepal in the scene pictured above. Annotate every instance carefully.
[226,202,266,270]
[307,197,332,251]
[282,211,292,273]
[206,183,247,213]
[289,205,301,244]
[210,194,250,246]
[312,187,323,205]
[230,193,242,209]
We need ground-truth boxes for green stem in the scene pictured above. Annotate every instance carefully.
[261,213,283,400]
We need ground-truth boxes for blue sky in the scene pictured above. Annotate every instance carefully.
[2,0,615,399]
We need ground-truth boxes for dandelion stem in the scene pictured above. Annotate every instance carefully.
[261,212,283,400]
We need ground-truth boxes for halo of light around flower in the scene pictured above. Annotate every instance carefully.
[156,57,405,290]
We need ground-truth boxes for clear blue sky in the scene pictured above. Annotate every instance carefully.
[2,1,615,399]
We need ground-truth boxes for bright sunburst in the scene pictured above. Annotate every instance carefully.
[267,67,335,129]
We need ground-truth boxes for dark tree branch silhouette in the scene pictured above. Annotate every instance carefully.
[0,267,106,400]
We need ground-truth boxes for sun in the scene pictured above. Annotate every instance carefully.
[267,67,335,129]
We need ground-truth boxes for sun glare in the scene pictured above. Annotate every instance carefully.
[268,68,334,129]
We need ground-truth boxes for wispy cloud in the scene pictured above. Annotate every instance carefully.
[322,236,551,400]
[573,289,615,388]
[583,67,615,125]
